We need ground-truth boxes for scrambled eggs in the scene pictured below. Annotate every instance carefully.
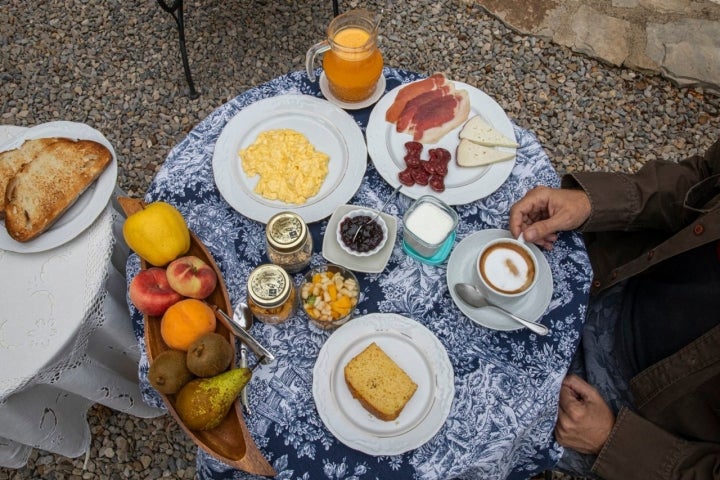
[239,129,330,204]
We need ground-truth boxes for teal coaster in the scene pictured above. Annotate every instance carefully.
[402,231,456,266]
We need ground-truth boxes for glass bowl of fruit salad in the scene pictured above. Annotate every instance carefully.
[300,264,360,330]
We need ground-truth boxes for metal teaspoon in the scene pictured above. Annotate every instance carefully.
[352,184,402,243]
[453,283,550,336]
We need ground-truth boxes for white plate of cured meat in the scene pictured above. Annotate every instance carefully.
[366,78,516,205]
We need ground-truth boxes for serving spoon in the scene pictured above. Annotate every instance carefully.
[214,305,275,365]
[233,302,253,415]
[453,283,549,336]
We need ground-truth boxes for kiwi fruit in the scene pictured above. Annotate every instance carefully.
[149,349,194,394]
[186,332,234,377]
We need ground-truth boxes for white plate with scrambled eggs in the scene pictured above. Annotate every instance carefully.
[213,94,367,224]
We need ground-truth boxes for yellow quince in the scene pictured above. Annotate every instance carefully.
[123,201,191,266]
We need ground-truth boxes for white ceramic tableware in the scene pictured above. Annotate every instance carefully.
[322,204,397,273]
[313,313,454,456]
[336,208,389,257]
[366,80,517,205]
[0,122,118,253]
[446,229,553,331]
[475,237,539,302]
[212,95,366,224]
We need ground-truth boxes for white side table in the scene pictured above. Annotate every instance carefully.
[0,173,162,468]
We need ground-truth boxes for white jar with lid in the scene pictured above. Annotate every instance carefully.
[265,212,313,273]
[247,264,298,324]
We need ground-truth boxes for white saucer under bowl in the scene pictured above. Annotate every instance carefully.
[323,204,397,274]
[319,72,386,110]
[446,229,553,331]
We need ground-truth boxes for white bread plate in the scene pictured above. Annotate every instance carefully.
[0,121,118,253]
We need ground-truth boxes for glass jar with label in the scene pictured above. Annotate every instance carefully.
[265,212,313,273]
[247,264,298,324]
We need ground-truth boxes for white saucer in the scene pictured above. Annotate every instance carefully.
[446,229,553,331]
[322,204,397,273]
[319,72,386,110]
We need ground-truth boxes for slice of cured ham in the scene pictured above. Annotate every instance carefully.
[405,90,471,144]
[385,73,448,123]
[395,84,453,132]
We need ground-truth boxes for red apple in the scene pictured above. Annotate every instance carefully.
[166,255,217,299]
[129,267,184,316]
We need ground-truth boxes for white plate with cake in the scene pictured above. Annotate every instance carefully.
[447,229,553,331]
[366,76,516,205]
[213,95,367,224]
[0,122,118,253]
[313,313,454,455]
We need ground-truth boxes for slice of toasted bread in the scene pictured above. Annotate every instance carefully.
[4,138,112,242]
[0,137,63,219]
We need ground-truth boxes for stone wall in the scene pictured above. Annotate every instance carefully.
[470,0,720,94]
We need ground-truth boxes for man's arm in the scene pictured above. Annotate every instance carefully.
[563,139,720,233]
[556,375,720,480]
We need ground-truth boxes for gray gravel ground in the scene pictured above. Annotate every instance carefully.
[1,0,718,478]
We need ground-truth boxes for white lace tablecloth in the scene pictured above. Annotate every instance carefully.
[129,68,593,479]
[0,194,163,468]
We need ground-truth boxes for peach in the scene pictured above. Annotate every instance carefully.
[129,267,184,316]
[166,255,217,299]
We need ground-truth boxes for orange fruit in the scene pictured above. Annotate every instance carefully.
[161,299,216,351]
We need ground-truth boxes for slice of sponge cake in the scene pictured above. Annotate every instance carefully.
[344,342,418,421]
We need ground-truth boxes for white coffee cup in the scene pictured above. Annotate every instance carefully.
[476,237,538,301]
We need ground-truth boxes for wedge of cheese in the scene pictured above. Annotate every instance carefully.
[456,138,515,167]
[459,115,519,148]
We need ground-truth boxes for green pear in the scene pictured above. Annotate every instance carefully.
[175,367,251,431]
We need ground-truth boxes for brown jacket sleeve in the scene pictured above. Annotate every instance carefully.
[593,408,720,480]
[561,139,720,233]
[561,140,720,294]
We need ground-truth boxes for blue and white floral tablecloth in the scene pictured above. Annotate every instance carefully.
[127,67,592,480]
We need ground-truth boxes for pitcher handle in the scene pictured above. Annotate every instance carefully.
[306,40,331,82]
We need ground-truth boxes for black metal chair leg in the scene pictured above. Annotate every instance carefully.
[333,0,339,17]
[157,0,200,99]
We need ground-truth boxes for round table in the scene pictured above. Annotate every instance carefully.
[128,68,592,480]
[0,124,163,468]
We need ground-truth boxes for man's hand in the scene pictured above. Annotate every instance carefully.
[509,187,591,250]
[555,374,616,455]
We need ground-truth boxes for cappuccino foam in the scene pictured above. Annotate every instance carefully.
[480,243,535,294]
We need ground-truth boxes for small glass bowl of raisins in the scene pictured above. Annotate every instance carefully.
[336,208,388,257]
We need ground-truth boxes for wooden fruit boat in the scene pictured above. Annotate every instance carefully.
[119,197,275,477]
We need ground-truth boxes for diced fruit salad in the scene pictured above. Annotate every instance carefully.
[301,270,358,322]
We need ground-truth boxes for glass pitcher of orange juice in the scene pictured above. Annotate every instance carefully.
[306,9,383,103]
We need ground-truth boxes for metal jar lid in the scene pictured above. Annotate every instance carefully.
[266,212,308,253]
[247,264,292,308]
